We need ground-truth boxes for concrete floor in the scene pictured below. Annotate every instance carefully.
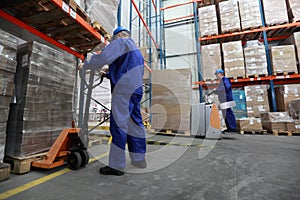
[1,133,300,200]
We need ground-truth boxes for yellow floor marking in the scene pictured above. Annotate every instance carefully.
[0,152,108,199]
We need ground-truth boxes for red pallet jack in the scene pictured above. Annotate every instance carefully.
[31,128,89,170]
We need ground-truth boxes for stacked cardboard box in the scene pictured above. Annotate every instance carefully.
[288,0,300,22]
[222,41,245,78]
[245,85,270,118]
[201,43,221,80]
[198,5,218,37]
[5,41,76,157]
[289,98,300,120]
[151,69,191,132]
[260,112,295,131]
[238,0,262,30]
[243,41,268,76]
[219,0,240,33]
[262,0,289,26]
[271,45,297,74]
[275,84,300,112]
[236,118,263,132]
[295,120,300,132]
[0,29,18,161]
[293,32,300,67]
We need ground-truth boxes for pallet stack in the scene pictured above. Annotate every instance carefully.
[238,0,262,30]
[5,41,76,158]
[271,45,298,74]
[198,5,219,37]
[201,43,221,80]
[262,0,289,26]
[218,0,241,33]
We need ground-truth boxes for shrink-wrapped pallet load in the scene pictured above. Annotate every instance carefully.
[198,5,219,37]
[275,84,300,112]
[201,43,221,80]
[271,45,297,74]
[245,85,270,118]
[239,0,262,30]
[262,0,289,25]
[219,0,241,33]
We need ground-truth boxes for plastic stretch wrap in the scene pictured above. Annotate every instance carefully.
[293,32,300,67]
[288,0,300,22]
[0,29,17,160]
[271,45,297,74]
[198,5,218,37]
[262,0,288,25]
[239,0,262,30]
[243,40,268,76]
[260,112,295,131]
[289,98,300,120]
[5,41,76,157]
[151,69,191,132]
[219,0,240,33]
[236,118,263,132]
[245,85,270,118]
[222,41,245,78]
[275,84,300,112]
[86,0,120,34]
[201,43,221,80]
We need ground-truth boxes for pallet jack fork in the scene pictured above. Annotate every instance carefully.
[32,128,89,170]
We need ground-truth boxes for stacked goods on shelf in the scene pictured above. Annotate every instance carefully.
[86,0,120,35]
[289,98,300,120]
[271,45,297,74]
[218,0,240,33]
[198,0,214,7]
[262,0,289,25]
[243,40,268,77]
[151,69,191,133]
[287,0,300,22]
[236,118,263,132]
[260,112,295,131]
[238,0,262,30]
[245,85,270,118]
[222,41,245,78]
[198,5,219,37]
[275,84,300,111]
[232,88,247,119]
[293,32,300,68]
[0,29,18,162]
[5,41,76,157]
[201,43,221,80]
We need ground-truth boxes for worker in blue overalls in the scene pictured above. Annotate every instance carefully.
[211,69,237,132]
[81,26,146,176]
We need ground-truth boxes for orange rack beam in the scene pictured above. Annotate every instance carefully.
[161,0,202,10]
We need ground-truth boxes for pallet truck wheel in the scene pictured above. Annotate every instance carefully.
[80,150,89,167]
[67,152,82,170]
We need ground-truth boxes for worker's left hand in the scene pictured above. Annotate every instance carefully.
[78,63,84,70]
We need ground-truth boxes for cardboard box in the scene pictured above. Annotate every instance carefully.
[295,120,300,131]
[260,112,295,131]
[275,84,300,112]
[222,41,245,78]
[245,85,270,117]
[288,0,300,22]
[236,118,263,132]
[243,41,268,76]
[239,0,262,30]
[219,0,241,33]
[293,32,300,68]
[288,98,300,119]
[198,5,218,37]
[262,0,289,26]
[271,45,297,74]
[201,43,221,80]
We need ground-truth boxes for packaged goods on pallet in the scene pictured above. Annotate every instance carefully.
[219,0,241,33]
[275,84,300,112]
[271,45,297,74]
[151,69,191,132]
[287,0,300,22]
[0,29,18,161]
[293,32,300,67]
[289,98,300,119]
[222,41,245,78]
[236,118,263,132]
[198,5,218,37]
[243,41,268,77]
[238,0,262,30]
[260,112,295,131]
[201,43,221,80]
[245,85,270,118]
[295,120,300,131]
[262,0,289,26]
[86,0,120,34]
[232,88,247,119]
[5,41,76,157]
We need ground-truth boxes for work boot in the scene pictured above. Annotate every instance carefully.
[99,166,124,176]
[131,160,147,169]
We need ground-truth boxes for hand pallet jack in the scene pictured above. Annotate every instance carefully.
[32,128,89,170]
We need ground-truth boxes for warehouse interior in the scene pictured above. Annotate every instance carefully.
[0,0,300,199]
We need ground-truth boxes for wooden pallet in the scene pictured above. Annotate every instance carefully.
[228,76,245,80]
[0,163,10,182]
[150,129,191,136]
[3,152,47,174]
[242,26,263,31]
[92,21,111,39]
[63,0,91,23]
[271,130,292,136]
[197,0,214,8]
[273,71,298,76]
[246,74,268,78]
[239,130,268,135]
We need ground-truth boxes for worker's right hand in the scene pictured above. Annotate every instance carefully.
[78,63,84,70]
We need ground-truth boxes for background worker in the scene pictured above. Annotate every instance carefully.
[210,69,237,132]
[81,26,146,176]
